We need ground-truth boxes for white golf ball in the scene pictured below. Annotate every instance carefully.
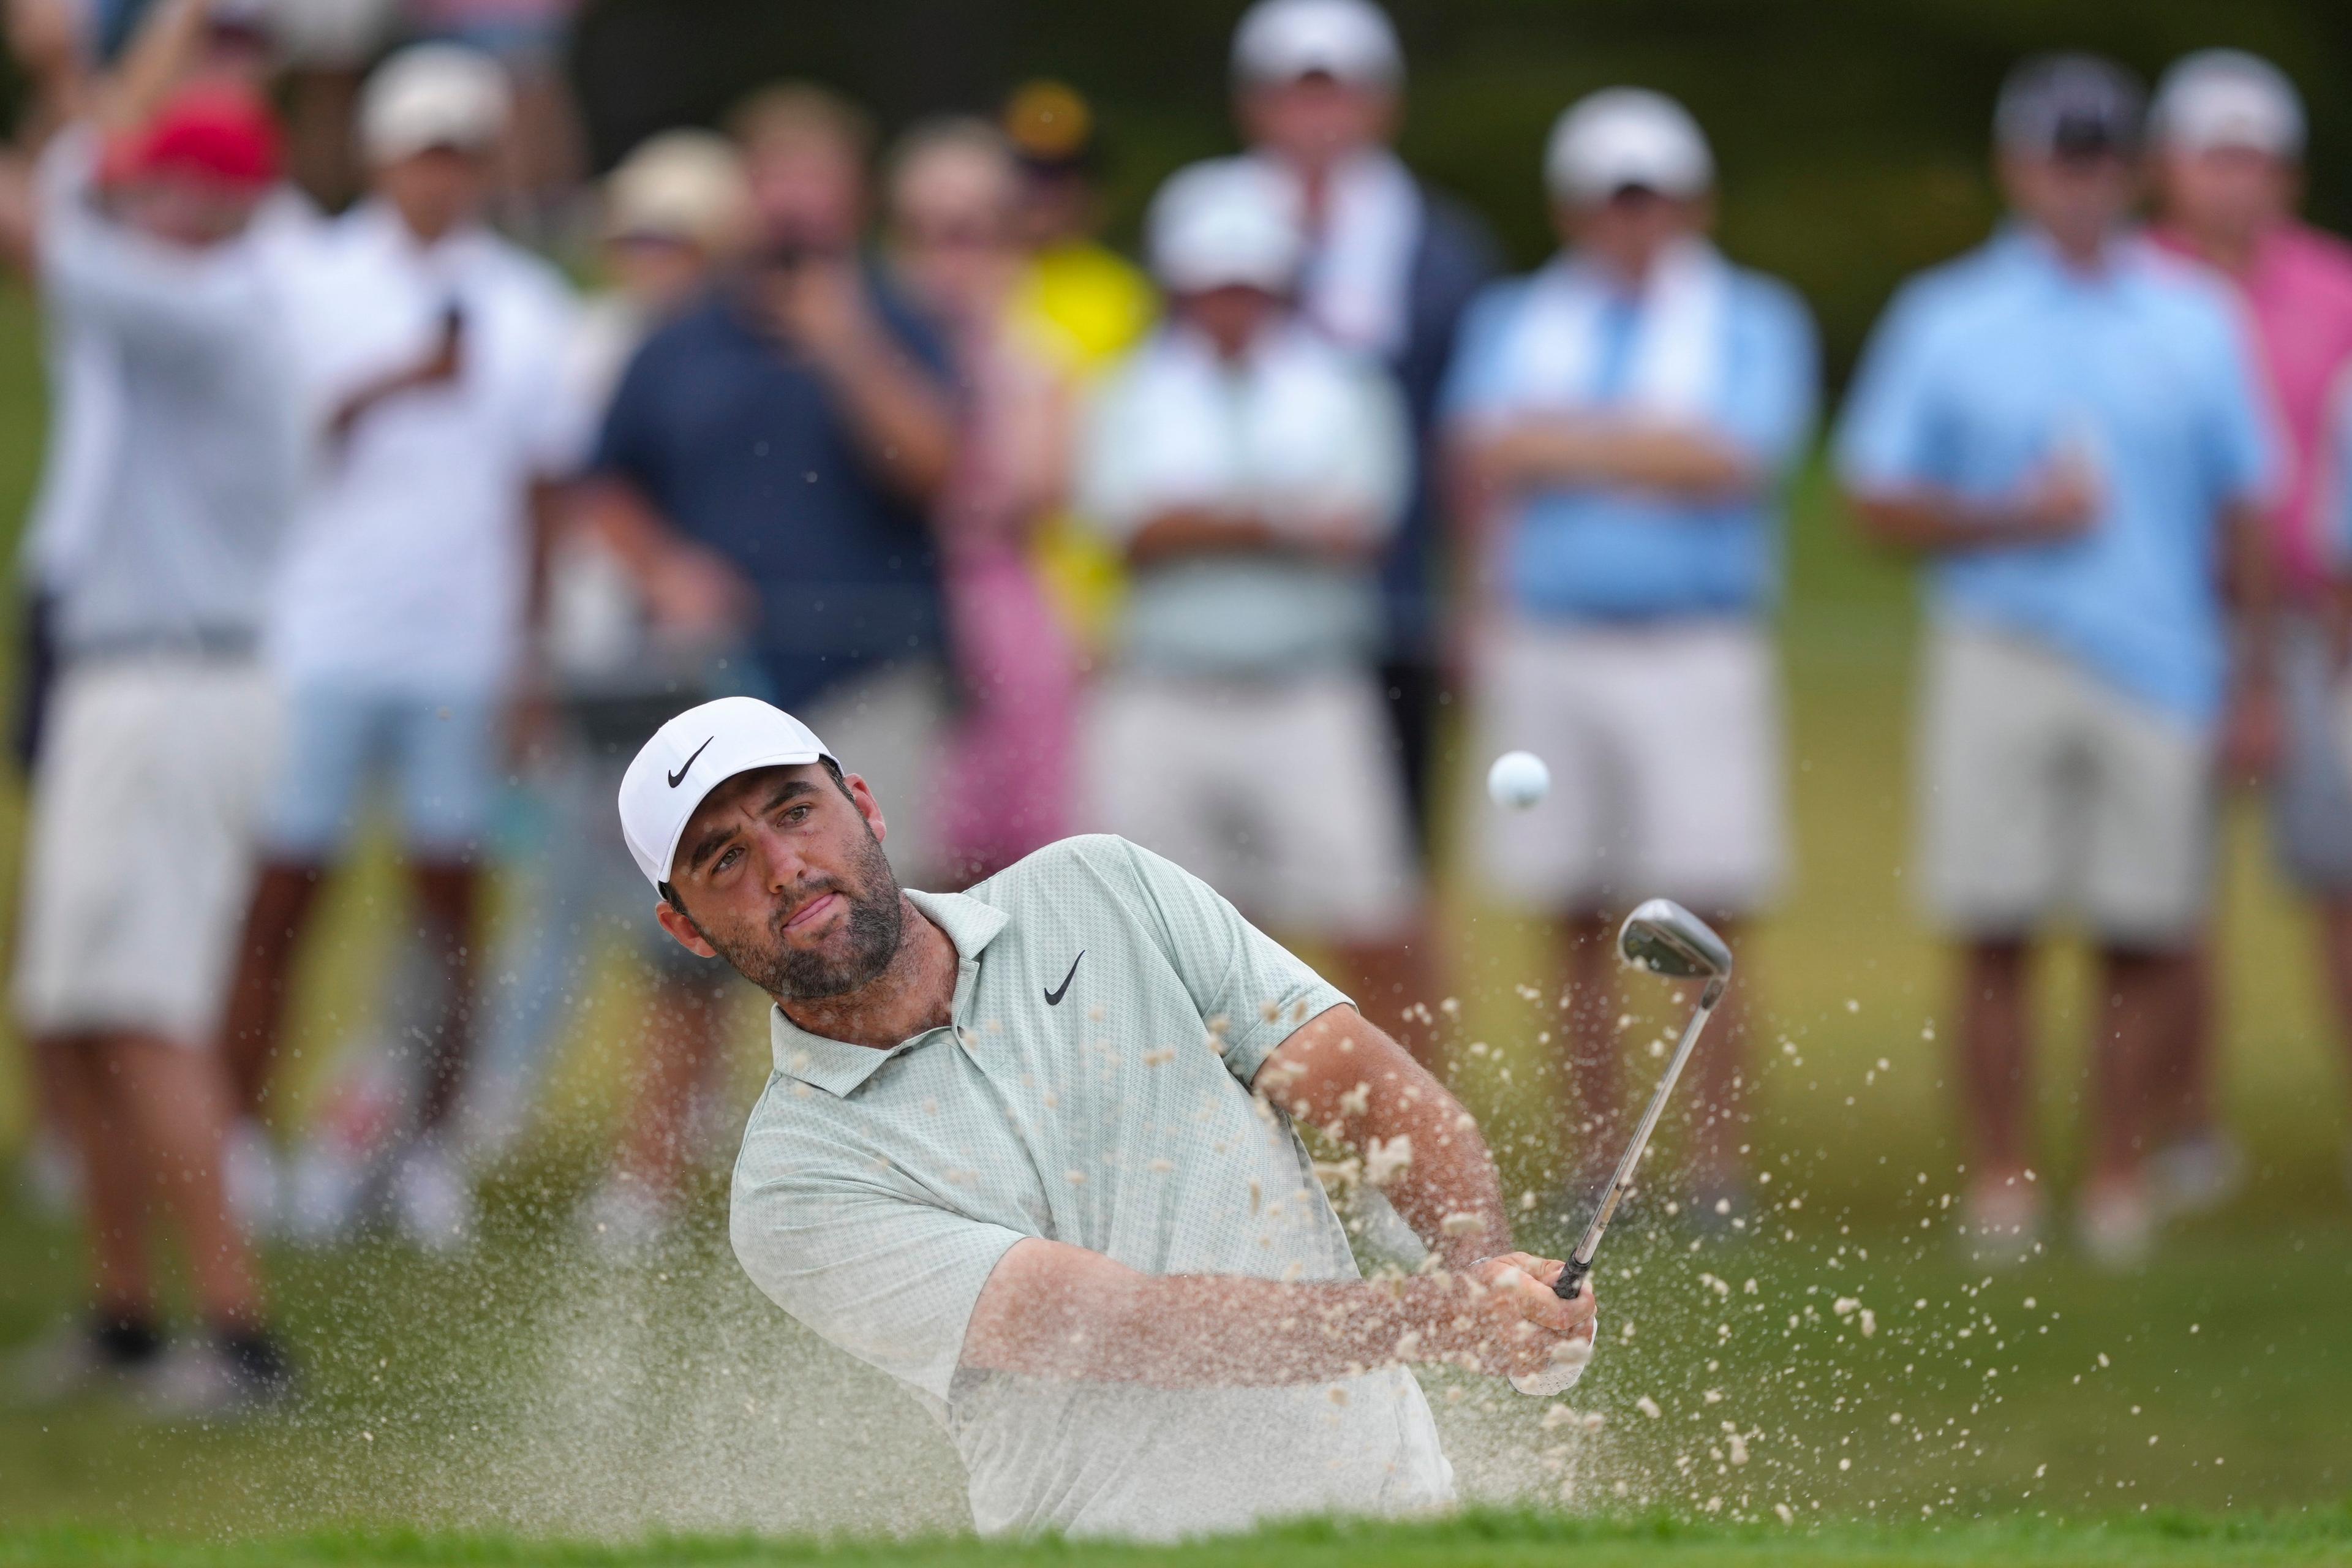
[1487,750,1550,810]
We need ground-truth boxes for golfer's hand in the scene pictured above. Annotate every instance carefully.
[1463,1253,1597,1379]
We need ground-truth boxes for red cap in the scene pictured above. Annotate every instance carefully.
[115,85,283,190]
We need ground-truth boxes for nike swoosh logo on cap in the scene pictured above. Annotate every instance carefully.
[666,736,714,789]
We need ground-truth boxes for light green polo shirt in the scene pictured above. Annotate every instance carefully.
[728,835,1451,1540]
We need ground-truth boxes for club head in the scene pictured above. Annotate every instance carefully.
[1618,899,1733,982]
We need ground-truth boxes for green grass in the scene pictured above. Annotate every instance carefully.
[1,300,2350,1558]
[7,1509,2352,1566]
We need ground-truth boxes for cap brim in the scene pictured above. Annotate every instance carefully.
[655,745,832,889]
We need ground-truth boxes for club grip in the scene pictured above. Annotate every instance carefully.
[1554,1256,1591,1301]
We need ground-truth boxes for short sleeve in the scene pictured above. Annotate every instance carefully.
[1716,278,1819,474]
[1834,281,1947,492]
[1435,283,1520,431]
[2198,300,2282,511]
[730,1153,1026,1405]
[1109,838,1349,1087]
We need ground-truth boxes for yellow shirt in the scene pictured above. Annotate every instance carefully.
[1008,242,1157,652]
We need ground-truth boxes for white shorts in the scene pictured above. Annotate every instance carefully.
[13,657,281,1044]
[1919,624,2214,949]
[1082,670,1420,942]
[804,660,949,890]
[1474,619,1786,916]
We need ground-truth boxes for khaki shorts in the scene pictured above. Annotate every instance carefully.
[1081,669,1420,942]
[1918,624,2214,949]
[1472,619,1787,916]
[13,657,281,1044]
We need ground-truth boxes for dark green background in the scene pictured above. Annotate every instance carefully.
[570,0,2352,372]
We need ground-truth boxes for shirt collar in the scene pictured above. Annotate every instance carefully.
[765,889,1012,1098]
[1993,219,2151,288]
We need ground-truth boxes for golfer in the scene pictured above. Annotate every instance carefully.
[618,696,1596,1539]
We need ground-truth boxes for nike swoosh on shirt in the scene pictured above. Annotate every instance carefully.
[1044,951,1084,1006]
[667,737,714,788]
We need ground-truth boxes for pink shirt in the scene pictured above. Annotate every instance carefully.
[2155,221,2352,598]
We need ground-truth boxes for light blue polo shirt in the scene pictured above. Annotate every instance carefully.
[1439,256,1818,621]
[1836,226,2276,726]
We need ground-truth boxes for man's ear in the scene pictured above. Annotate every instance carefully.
[655,899,719,959]
[843,771,888,845]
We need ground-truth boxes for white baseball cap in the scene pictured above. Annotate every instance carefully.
[1231,0,1402,88]
[360,42,513,166]
[618,697,837,890]
[1544,88,1714,205]
[1147,157,1303,294]
[2153,49,2305,159]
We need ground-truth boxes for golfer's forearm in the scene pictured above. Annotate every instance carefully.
[1002,1273,1490,1389]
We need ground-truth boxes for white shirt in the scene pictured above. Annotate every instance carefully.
[731,838,1452,1539]
[33,130,306,655]
[1080,320,1408,677]
[269,203,585,695]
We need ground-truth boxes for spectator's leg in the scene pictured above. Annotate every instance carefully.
[218,864,328,1118]
[1687,914,1750,1191]
[100,1032,265,1330]
[409,861,481,1135]
[2320,899,2352,1097]
[1958,938,2034,1184]
[609,972,730,1204]
[1559,911,1622,1182]
[51,1036,155,1324]
[2090,946,2185,1193]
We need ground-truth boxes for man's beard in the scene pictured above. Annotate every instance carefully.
[695,823,905,1000]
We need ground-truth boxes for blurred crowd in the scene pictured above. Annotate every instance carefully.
[6,0,2352,1419]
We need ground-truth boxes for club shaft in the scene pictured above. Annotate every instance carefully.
[1558,975,1725,1297]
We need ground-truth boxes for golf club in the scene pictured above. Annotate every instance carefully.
[1510,898,1733,1396]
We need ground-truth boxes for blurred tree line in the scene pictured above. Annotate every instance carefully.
[575,0,2352,377]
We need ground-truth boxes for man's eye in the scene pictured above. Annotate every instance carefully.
[783,804,812,824]
[714,846,743,873]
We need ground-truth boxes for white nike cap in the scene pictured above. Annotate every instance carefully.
[618,697,837,890]
[1544,87,1714,205]
[2152,49,2305,159]
[1231,0,1402,88]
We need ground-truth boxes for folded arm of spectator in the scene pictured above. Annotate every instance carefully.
[1124,506,1382,569]
[763,258,957,507]
[1848,458,2099,554]
[1469,417,1760,501]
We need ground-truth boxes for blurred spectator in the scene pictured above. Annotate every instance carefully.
[886,117,1080,883]
[1231,0,1499,852]
[8,0,305,1415]
[404,0,586,238]
[1442,89,1816,1205]
[582,82,957,884]
[573,85,956,1237]
[218,42,584,1251]
[459,129,751,1204]
[1838,55,2277,1268]
[998,78,1156,654]
[2146,50,2352,1214]
[266,0,402,209]
[1077,159,1427,1043]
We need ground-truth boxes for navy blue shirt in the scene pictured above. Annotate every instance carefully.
[593,271,949,710]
